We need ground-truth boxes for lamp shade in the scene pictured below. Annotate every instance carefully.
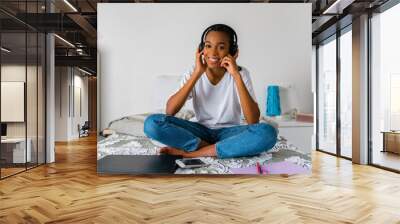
[266,85,281,116]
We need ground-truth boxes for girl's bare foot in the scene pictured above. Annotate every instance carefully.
[159,147,186,156]
[159,143,216,158]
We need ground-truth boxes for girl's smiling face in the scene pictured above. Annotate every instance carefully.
[203,31,231,69]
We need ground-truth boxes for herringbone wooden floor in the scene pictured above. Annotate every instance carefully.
[1,135,400,224]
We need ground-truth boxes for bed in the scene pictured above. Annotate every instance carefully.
[97,111,311,174]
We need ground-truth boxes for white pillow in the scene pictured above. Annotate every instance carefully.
[108,114,148,137]
[107,110,195,137]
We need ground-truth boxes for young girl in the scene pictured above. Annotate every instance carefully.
[144,24,277,159]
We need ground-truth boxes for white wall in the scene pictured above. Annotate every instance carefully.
[72,73,89,137]
[98,3,312,129]
[55,67,89,141]
[55,67,68,141]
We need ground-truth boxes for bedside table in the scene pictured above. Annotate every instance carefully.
[276,120,313,154]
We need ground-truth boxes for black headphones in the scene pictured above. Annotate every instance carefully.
[198,24,238,56]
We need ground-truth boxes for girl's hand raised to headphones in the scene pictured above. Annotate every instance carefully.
[220,50,240,77]
[194,47,207,77]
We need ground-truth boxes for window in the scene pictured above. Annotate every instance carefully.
[370,2,400,171]
[390,74,400,130]
[0,1,47,179]
[339,28,352,158]
[318,36,337,154]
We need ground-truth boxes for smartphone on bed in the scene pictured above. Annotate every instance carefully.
[175,158,207,169]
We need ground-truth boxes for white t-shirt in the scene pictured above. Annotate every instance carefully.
[177,66,257,129]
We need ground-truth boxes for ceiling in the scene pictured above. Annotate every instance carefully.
[0,0,392,75]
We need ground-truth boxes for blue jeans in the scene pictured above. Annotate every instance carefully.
[143,114,277,159]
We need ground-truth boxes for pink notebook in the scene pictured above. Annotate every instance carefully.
[231,161,310,175]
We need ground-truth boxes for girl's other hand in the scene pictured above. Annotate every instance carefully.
[194,47,207,77]
[220,50,240,75]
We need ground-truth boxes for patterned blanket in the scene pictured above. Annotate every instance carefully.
[98,113,311,174]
